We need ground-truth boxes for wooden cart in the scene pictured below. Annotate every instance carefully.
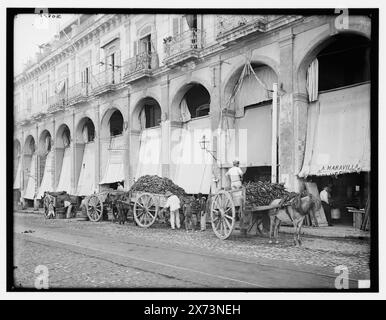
[43,191,80,219]
[210,188,284,240]
[125,192,170,228]
[85,190,130,222]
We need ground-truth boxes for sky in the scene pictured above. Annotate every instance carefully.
[14,14,75,75]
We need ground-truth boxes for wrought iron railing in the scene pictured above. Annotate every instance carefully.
[91,68,122,92]
[216,15,267,36]
[123,52,159,76]
[67,82,90,100]
[164,29,204,58]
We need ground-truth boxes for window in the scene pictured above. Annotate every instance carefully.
[81,67,90,84]
[318,34,370,92]
[144,103,161,128]
[110,111,123,136]
[184,84,210,118]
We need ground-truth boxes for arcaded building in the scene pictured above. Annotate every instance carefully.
[13,13,372,228]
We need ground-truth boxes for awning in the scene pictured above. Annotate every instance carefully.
[77,143,96,195]
[135,128,162,180]
[56,147,72,192]
[172,120,213,194]
[24,154,37,199]
[299,83,370,177]
[37,151,54,198]
[13,158,21,189]
[233,104,272,167]
[100,136,125,184]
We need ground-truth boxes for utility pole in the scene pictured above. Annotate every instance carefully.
[271,83,278,183]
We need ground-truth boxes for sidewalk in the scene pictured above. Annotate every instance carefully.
[279,225,370,240]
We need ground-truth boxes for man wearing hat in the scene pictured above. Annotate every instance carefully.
[160,191,181,230]
[225,160,244,189]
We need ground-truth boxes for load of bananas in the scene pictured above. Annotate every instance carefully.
[130,175,187,198]
[244,181,303,207]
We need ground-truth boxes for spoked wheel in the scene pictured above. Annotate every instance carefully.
[133,193,158,228]
[86,195,103,222]
[211,190,236,240]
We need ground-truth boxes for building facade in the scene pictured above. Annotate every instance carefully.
[13,13,372,225]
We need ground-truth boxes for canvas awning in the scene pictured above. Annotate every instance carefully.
[77,143,95,195]
[172,119,212,194]
[56,147,72,192]
[135,128,162,180]
[37,151,54,198]
[24,154,37,199]
[299,83,370,177]
[100,136,125,184]
[13,158,21,189]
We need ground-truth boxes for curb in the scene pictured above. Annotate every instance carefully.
[279,226,370,240]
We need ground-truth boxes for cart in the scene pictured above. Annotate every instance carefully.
[43,191,80,219]
[210,187,285,240]
[85,190,130,222]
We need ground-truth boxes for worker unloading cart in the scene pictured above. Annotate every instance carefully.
[225,160,244,189]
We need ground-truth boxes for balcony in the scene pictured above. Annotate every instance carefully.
[48,94,66,113]
[91,69,122,96]
[123,52,159,83]
[67,82,90,105]
[216,15,267,45]
[163,29,205,66]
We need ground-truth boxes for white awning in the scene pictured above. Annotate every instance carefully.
[24,154,37,199]
[37,151,54,198]
[172,120,213,194]
[299,83,370,177]
[13,158,21,189]
[100,136,125,184]
[56,147,72,192]
[77,143,96,195]
[135,128,162,180]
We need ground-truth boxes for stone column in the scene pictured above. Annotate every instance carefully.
[95,103,101,193]
[123,90,131,189]
[71,110,76,194]
[52,118,56,190]
[293,93,309,192]
[34,123,40,210]
[209,60,222,191]
[160,78,170,178]
[278,28,296,191]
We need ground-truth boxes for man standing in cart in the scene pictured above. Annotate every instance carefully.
[160,191,181,230]
[225,160,244,189]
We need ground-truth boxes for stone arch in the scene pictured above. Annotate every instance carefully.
[132,96,162,131]
[14,139,21,158]
[170,81,212,122]
[56,124,71,149]
[24,135,36,155]
[100,107,124,139]
[38,129,52,155]
[222,56,279,99]
[76,117,95,143]
[295,19,371,95]
[222,60,278,111]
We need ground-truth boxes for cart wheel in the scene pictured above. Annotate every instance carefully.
[133,193,158,228]
[211,190,236,240]
[87,195,103,222]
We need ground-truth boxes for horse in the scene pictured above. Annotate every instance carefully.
[268,194,320,246]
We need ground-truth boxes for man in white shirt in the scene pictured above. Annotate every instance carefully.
[320,185,333,226]
[160,191,181,229]
[117,182,124,191]
[225,160,244,189]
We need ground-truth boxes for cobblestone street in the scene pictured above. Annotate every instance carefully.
[13,212,371,289]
